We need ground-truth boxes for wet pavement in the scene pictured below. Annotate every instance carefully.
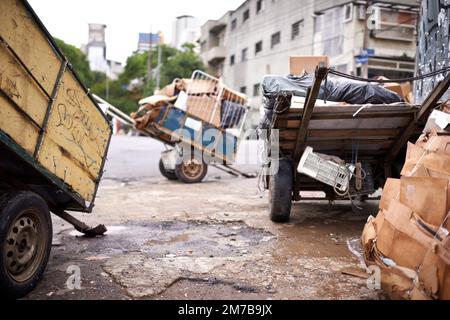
[24,136,384,300]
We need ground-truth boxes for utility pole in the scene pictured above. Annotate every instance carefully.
[155,44,162,91]
[147,25,153,84]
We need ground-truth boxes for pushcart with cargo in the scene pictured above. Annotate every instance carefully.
[98,71,252,183]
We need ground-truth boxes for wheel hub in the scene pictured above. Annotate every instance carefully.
[5,213,40,281]
[182,160,203,179]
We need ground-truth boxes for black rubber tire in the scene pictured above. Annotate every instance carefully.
[174,160,208,184]
[0,191,52,299]
[159,159,178,181]
[269,159,294,223]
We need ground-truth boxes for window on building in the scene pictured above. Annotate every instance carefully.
[271,31,281,48]
[231,19,237,30]
[242,48,248,62]
[253,83,261,97]
[255,41,263,55]
[243,9,250,22]
[256,0,265,14]
[230,54,235,66]
[344,3,353,23]
[240,86,247,94]
[291,19,304,40]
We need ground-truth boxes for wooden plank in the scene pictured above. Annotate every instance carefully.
[0,94,39,155]
[282,139,395,147]
[37,70,111,203]
[279,129,401,140]
[0,45,49,127]
[292,67,328,163]
[282,117,412,130]
[277,110,416,121]
[0,0,62,96]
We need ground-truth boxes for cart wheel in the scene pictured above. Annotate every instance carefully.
[0,191,52,299]
[175,159,208,184]
[159,159,178,181]
[269,159,293,223]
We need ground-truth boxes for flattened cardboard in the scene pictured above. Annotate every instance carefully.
[290,56,329,75]
[419,245,450,300]
[400,177,449,227]
[376,200,434,270]
[380,179,401,211]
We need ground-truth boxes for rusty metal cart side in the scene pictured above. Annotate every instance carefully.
[0,0,112,298]
[266,66,450,223]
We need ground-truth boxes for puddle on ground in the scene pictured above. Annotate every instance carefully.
[62,220,275,259]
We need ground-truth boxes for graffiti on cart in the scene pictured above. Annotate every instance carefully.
[0,67,22,100]
[55,88,103,171]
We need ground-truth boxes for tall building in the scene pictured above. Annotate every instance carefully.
[172,15,201,50]
[199,0,420,126]
[86,23,108,73]
[85,23,123,80]
[137,32,164,53]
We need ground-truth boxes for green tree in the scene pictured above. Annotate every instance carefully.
[161,44,205,86]
[54,38,94,86]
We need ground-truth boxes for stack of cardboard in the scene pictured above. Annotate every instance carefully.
[362,107,450,300]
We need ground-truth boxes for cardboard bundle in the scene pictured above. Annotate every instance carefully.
[362,110,450,300]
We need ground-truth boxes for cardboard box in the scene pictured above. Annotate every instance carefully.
[376,200,435,270]
[290,56,329,75]
[400,177,449,227]
[378,77,413,103]
[380,179,401,211]
[419,244,450,300]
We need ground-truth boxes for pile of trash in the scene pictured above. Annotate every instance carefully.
[131,75,247,131]
[131,78,188,130]
[259,73,404,130]
[362,106,450,300]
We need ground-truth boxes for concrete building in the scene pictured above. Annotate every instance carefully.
[137,32,165,53]
[172,15,201,50]
[86,23,109,73]
[199,0,420,126]
[85,23,123,80]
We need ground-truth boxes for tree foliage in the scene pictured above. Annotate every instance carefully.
[55,38,205,114]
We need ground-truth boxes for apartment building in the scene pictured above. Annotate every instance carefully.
[199,0,420,126]
[172,15,201,50]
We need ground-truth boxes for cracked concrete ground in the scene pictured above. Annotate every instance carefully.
[23,136,384,300]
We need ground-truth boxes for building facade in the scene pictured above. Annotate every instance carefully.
[85,23,123,80]
[86,23,109,73]
[199,0,420,126]
[172,15,201,50]
[137,32,165,53]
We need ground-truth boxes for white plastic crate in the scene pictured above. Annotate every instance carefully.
[297,147,354,193]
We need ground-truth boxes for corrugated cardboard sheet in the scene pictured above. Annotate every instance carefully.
[362,110,450,300]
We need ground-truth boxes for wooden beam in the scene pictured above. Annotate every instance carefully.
[385,71,450,165]
[279,128,402,140]
[292,66,328,163]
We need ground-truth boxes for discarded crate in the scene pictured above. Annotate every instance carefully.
[298,147,355,193]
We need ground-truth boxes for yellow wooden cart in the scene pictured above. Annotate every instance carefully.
[0,0,112,298]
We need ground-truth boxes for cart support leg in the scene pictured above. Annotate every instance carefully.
[212,164,257,178]
[52,210,107,237]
